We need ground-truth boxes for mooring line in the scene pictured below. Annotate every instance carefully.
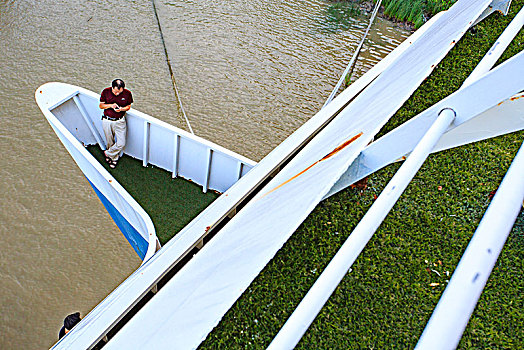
[151,0,195,134]
[323,0,382,108]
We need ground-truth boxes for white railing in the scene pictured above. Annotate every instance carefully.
[51,84,255,194]
[37,82,255,264]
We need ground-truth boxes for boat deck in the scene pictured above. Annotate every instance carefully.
[87,146,219,245]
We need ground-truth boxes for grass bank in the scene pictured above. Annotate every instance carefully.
[201,1,523,349]
[336,0,457,28]
[378,0,457,28]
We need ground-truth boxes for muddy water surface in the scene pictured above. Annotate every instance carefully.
[0,0,409,348]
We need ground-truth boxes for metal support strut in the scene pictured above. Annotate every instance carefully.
[268,108,456,350]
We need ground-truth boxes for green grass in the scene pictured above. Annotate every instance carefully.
[378,0,457,28]
[87,146,219,245]
[200,1,524,349]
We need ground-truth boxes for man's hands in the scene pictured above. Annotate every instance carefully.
[99,102,129,112]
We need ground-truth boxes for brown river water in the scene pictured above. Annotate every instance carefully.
[0,0,409,348]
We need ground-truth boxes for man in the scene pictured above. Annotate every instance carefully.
[99,79,133,168]
[58,312,81,339]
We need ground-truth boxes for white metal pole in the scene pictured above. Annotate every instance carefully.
[462,4,524,87]
[267,108,456,350]
[416,140,524,350]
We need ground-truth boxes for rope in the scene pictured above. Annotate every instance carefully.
[322,0,382,108]
[151,0,195,134]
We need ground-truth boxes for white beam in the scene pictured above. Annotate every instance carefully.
[416,140,524,350]
[463,3,524,87]
[326,50,524,199]
[268,108,456,350]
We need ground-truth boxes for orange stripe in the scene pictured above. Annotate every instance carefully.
[260,132,363,199]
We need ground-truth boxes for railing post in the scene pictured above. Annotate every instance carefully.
[143,120,150,167]
[236,161,243,180]
[172,134,180,178]
[203,148,212,193]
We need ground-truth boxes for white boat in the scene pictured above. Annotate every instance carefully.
[35,82,255,262]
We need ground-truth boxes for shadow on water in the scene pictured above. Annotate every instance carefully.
[318,1,365,33]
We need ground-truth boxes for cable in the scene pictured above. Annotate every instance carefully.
[322,0,382,108]
[151,0,195,134]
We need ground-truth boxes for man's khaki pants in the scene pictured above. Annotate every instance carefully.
[102,117,126,161]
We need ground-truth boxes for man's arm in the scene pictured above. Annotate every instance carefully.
[99,101,119,110]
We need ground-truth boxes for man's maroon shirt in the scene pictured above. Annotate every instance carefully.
[100,87,133,119]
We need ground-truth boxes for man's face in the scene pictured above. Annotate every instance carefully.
[112,86,123,96]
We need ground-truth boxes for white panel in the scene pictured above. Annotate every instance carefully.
[77,93,105,138]
[327,53,524,199]
[241,163,253,177]
[177,138,208,185]
[208,153,242,192]
[123,114,145,159]
[434,92,524,152]
[148,123,175,170]
[51,99,97,145]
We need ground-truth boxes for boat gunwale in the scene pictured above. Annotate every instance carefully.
[36,82,159,263]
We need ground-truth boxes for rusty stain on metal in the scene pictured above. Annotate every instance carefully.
[320,132,364,161]
[260,132,363,198]
[498,94,524,106]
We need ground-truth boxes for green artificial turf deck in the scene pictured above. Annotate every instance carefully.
[87,146,219,245]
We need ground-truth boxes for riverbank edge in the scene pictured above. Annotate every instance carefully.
[201,1,523,349]
[354,0,456,30]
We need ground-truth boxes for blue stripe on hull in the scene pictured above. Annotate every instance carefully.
[87,178,148,260]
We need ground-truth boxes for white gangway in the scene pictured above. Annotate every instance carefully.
[51,0,523,349]
[270,4,524,345]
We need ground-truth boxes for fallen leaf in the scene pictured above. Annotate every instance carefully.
[350,177,368,190]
